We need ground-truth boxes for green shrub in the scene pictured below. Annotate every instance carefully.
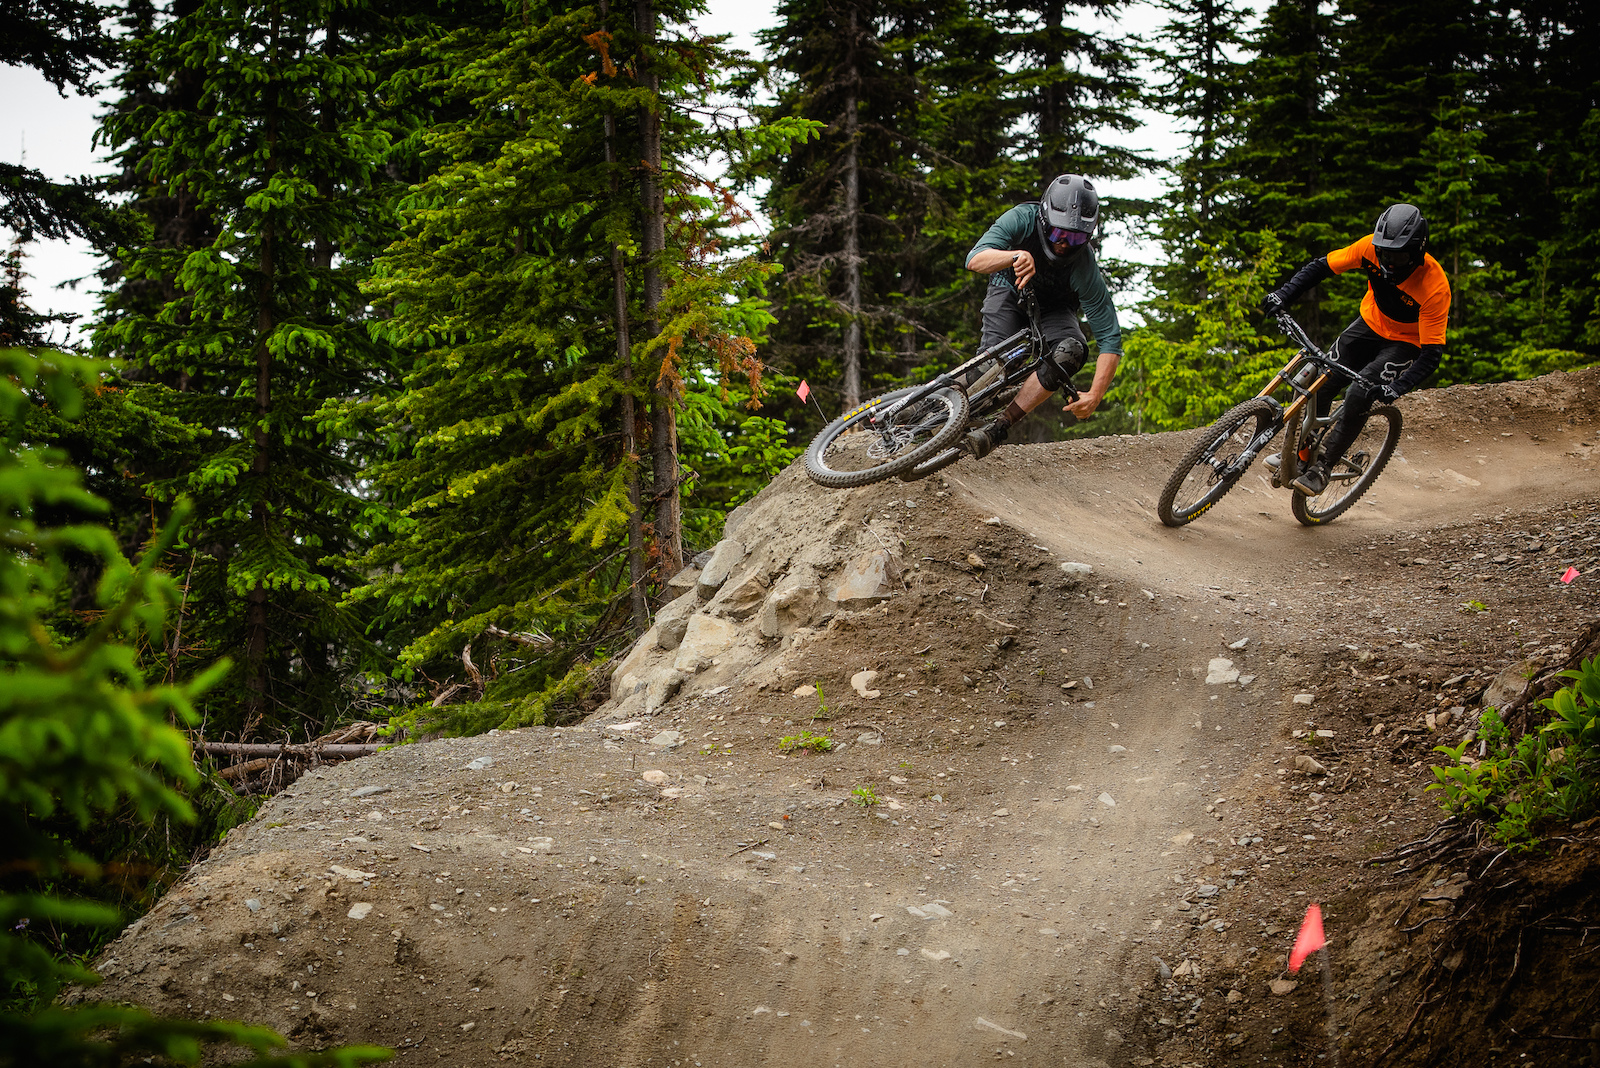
[1428,655,1600,851]
[778,729,833,753]
[0,348,388,1066]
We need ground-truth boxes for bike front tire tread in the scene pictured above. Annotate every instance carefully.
[1157,397,1279,528]
[804,387,970,489]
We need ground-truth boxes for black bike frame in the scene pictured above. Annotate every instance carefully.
[862,289,1077,435]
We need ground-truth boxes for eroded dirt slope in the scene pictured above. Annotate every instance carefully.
[83,368,1600,1067]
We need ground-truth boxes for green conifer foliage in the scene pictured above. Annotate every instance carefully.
[97,0,406,738]
[346,0,801,733]
[0,346,384,1066]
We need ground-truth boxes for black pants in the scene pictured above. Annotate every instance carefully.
[980,287,1088,378]
[1315,318,1416,468]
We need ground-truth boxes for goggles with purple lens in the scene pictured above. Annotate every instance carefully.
[1048,226,1090,246]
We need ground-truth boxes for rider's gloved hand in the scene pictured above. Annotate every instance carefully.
[1379,383,1402,405]
[1260,289,1290,314]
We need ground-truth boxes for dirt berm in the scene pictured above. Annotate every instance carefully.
[84,369,1600,1067]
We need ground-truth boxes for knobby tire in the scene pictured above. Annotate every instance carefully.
[804,386,969,489]
[1290,404,1402,525]
[1157,397,1279,528]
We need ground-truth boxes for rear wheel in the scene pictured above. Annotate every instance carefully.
[1157,398,1279,527]
[1291,404,1402,525]
[804,386,969,489]
[896,382,1021,482]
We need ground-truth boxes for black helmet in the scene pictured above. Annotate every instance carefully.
[1037,174,1098,262]
[1372,203,1428,281]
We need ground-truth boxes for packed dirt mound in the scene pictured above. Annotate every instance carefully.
[82,368,1600,1066]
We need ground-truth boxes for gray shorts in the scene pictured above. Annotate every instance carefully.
[980,286,1088,375]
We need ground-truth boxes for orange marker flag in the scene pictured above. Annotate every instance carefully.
[1562,567,1580,584]
[797,380,811,403]
[1288,902,1326,973]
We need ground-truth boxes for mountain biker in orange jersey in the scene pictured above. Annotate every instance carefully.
[1262,203,1452,496]
[962,174,1126,457]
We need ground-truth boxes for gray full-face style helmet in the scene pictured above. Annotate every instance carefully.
[1037,174,1098,263]
[1372,203,1429,282]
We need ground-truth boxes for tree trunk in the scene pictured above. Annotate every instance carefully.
[602,0,650,631]
[246,19,280,730]
[636,0,681,580]
[840,6,863,410]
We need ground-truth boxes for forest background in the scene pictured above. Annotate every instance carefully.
[0,0,1596,1055]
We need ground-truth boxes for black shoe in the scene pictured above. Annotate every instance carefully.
[1291,463,1329,496]
[1263,451,1281,472]
[965,419,1009,458]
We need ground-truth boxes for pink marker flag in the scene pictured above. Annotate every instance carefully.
[1562,567,1580,584]
[1288,903,1326,974]
[797,379,811,403]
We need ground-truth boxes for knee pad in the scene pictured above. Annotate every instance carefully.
[1038,338,1086,392]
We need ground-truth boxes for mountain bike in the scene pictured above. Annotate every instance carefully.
[1156,311,1403,528]
[803,288,1078,489]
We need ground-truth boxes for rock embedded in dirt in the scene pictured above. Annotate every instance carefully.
[349,785,390,798]
[647,729,683,749]
[1482,658,1540,711]
[758,565,822,638]
[1058,561,1094,575]
[696,538,746,598]
[673,615,738,673]
[1206,658,1240,684]
[654,591,699,651]
[710,567,770,620]
[851,670,881,698]
[641,769,669,784]
[1293,754,1328,775]
[465,756,494,771]
[830,549,903,608]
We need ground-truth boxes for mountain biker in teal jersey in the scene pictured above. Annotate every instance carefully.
[962,174,1126,457]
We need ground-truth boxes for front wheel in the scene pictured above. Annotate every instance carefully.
[804,386,969,489]
[1157,397,1279,527]
[1291,404,1402,526]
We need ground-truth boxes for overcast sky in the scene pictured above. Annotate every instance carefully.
[1,0,1197,344]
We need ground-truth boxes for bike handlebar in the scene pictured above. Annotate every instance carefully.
[1272,311,1384,391]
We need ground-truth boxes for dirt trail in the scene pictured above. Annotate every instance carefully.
[84,369,1600,1067]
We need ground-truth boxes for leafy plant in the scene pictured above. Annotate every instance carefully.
[851,784,881,808]
[1427,657,1600,850]
[1459,600,1489,613]
[778,729,833,754]
[0,348,387,1066]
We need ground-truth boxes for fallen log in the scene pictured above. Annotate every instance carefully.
[199,742,381,759]
[217,757,276,781]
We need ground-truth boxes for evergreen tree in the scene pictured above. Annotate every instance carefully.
[345,0,801,733]
[96,0,410,738]
[753,0,937,411]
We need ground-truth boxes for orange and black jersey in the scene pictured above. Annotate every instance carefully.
[1324,234,1451,347]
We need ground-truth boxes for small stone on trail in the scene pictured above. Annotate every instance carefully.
[1228,637,1249,649]
[1206,658,1240,685]
[500,781,517,793]
[648,730,684,748]
[350,785,390,798]
[1058,561,1094,575]
[1293,755,1328,776]
[245,898,262,913]
[967,552,986,569]
[851,670,881,698]
[921,949,952,963]
[922,902,953,917]
[1038,927,1060,938]
[642,769,669,785]
[856,731,883,746]
[1098,792,1116,807]
[1293,693,1316,705]
[526,837,555,852]
[346,902,373,920]
[1109,745,1127,754]
[1270,979,1299,996]
[982,517,1002,526]
[992,808,1011,817]
[791,685,816,698]
[466,756,495,771]
[330,864,376,882]
[768,821,785,830]
[1169,831,1194,846]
